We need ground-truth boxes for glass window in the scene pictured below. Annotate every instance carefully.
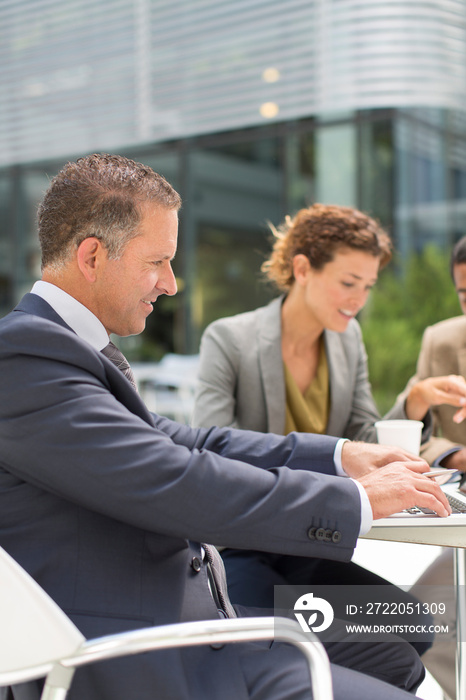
[285,128,316,214]
[9,168,51,301]
[182,138,284,352]
[394,111,451,257]
[359,117,394,229]
[315,121,357,206]
[0,172,14,313]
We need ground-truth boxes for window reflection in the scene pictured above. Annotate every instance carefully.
[1,109,466,356]
[184,140,283,351]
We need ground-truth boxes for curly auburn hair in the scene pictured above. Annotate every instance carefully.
[261,204,392,292]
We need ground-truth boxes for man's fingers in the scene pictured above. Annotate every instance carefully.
[397,467,451,516]
[416,375,466,408]
[431,376,466,406]
[414,473,451,517]
[453,407,466,424]
[360,463,452,519]
[432,389,466,407]
[396,458,430,473]
[378,448,429,467]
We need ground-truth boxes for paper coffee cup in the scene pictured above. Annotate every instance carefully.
[374,419,423,456]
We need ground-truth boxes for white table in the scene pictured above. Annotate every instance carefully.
[364,514,466,700]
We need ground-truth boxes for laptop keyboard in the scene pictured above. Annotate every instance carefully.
[406,493,466,515]
[446,493,466,513]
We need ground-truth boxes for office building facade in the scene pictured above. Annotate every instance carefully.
[1,0,466,354]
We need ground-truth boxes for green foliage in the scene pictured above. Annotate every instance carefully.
[359,245,461,413]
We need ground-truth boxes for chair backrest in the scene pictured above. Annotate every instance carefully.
[132,354,200,422]
[0,546,333,700]
[0,546,84,685]
[132,354,199,390]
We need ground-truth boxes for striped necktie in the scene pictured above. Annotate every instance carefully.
[101,341,138,391]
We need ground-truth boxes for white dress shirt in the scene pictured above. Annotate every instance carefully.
[31,280,109,350]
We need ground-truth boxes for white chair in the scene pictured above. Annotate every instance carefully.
[132,354,200,423]
[0,545,333,700]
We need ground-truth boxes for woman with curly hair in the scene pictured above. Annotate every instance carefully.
[192,203,465,622]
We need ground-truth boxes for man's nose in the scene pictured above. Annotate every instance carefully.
[158,264,177,296]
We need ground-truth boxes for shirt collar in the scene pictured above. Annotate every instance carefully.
[30,281,109,351]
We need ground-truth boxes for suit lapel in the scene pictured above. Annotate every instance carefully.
[324,329,351,436]
[14,293,74,332]
[258,297,286,434]
[13,294,154,425]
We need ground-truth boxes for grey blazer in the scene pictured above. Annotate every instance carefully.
[0,293,361,700]
[193,296,424,442]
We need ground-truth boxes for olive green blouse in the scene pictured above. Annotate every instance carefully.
[284,338,330,435]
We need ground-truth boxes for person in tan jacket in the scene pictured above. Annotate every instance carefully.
[406,235,466,700]
[400,235,466,469]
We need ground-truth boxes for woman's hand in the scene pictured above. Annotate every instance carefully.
[406,375,466,422]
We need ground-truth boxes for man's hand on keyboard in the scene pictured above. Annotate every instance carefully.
[341,441,431,479]
[357,463,452,519]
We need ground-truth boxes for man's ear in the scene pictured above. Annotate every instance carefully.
[77,237,105,282]
[292,254,311,286]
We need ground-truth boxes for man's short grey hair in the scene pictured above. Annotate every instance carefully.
[38,153,182,271]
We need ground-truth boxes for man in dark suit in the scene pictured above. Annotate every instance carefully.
[0,154,451,700]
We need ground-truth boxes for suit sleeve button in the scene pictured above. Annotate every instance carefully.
[324,529,333,542]
[315,527,325,541]
[191,557,201,572]
[307,527,317,540]
[332,531,342,543]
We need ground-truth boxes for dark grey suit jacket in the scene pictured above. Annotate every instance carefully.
[0,294,361,700]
